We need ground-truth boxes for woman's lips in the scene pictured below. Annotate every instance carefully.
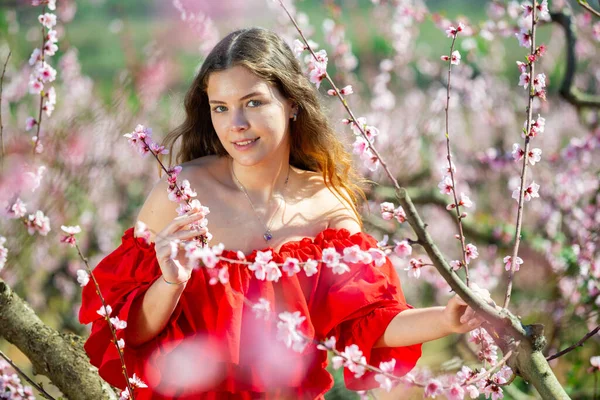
[232,137,259,151]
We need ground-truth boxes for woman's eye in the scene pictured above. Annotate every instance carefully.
[247,100,262,107]
[213,106,227,113]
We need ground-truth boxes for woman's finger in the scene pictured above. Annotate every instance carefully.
[162,212,206,235]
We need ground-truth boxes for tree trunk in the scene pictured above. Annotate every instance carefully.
[0,279,117,400]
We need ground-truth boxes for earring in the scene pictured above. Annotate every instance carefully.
[292,112,298,122]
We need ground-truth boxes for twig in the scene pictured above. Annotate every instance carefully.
[0,349,57,400]
[74,243,136,399]
[546,324,600,361]
[503,3,538,310]
[33,5,47,155]
[577,0,600,18]
[442,32,470,286]
[0,49,10,160]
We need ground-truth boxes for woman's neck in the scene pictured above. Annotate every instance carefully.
[229,155,291,204]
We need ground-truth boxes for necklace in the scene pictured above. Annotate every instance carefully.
[230,160,290,242]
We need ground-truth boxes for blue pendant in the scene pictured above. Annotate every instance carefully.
[264,231,273,241]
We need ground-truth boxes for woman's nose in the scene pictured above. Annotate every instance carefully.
[230,109,249,132]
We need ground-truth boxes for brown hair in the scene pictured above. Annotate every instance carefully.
[162,27,365,224]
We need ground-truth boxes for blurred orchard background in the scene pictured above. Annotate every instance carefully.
[0,0,599,398]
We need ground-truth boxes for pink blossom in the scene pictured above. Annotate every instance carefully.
[317,336,336,351]
[516,60,528,73]
[516,28,532,47]
[60,224,80,247]
[119,388,130,400]
[445,384,465,400]
[394,240,412,258]
[149,141,169,155]
[342,245,364,264]
[117,338,125,349]
[330,261,350,275]
[360,149,380,171]
[265,261,282,282]
[450,260,463,271]
[591,356,600,369]
[465,243,479,264]
[374,372,393,392]
[518,72,530,88]
[369,248,386,267]
[168,179,197,203]
[293,39,306,57]
[76,270,89,287]
[512,181,540,202]
[129,373,148,389]
[533,73,546,92]
[25,116,37,131]
[405,258,424,279]
[446,22,465,37]
[7,198,27,219]
[337,344,367,378]
[523,115,545,138]
[276,311,307,352]
[483,384,504,400]
[294,259,315,278]
[29,48,42,66]
[527,148,542,165]
[308,63,327,89]
[251,298,271,320]
[26,210,51,236]
[282,257,301,277]
[38,13,57,29]
[110,316,127,330]
[44,40,58,56]
[208,266,229,285]
[512,143,525,161]
[322,247,340,267]
[441,50,461,65]
[29,79,43,94]
[352,136,368,155]
[424,378,443,398]
[438,176,454,195]
[504,255,524,271]
[380,202,395,220]
[394,206,406,223]
[97,305,112,317]
[340,85,353,95]
[350,117,367,136]
[35,62,57,83]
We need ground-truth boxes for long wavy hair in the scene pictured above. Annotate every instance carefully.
[162,27,366,224]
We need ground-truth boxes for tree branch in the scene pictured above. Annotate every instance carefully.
[551,9,600,109]
[577,0,600,18]
[0,278,117,400]
[0,349,57,399]
[546,324,600,362]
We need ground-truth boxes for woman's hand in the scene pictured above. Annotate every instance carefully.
[154,208,207,284]
[443,287,496,334]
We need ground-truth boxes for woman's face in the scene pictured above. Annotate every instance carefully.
[206,65,296,167]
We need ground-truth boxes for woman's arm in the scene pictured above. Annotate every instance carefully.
[374,295,482,348]
[124,175,202,347]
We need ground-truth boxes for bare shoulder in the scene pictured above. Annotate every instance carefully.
[135,156,220,241]
[297,170,362,234]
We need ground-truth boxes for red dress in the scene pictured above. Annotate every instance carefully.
[79,227,422,399]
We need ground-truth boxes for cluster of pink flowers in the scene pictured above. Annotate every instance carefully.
[25,210,51,236]
[0,360,35,400]
[346,117,381,171]
[379,201,406,223]
[123,124,169,158]
[26,1,60,153]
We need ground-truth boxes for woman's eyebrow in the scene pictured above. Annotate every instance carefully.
[209,91,265,105]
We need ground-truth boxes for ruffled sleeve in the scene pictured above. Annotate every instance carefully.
[78,227,161,389]
[311,229,422,391]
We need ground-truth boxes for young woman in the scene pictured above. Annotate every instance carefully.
[79,27,482,399]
